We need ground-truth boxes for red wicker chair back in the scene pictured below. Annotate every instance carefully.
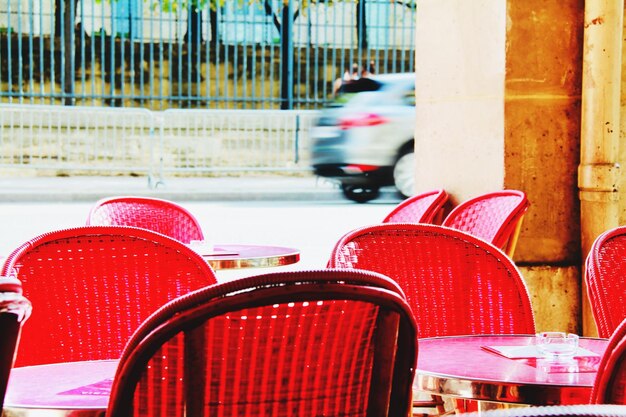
[591,318,626,404]
[586,226,626,338]
[328,223,535,338]
[442,190,530,257]
[87,196,204,243]
[106,269,417,417]
[1,226,216,367]
[0,277,30,410]
[383,189,449,224]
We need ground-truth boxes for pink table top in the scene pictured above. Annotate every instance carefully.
[5,335,606,414]
[414,334,608,405]
[198,244,300,270]
[4,360,116,416]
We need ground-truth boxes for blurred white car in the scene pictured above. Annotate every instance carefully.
[310,73,415,203]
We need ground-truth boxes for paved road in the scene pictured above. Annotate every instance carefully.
[0,175,401,281]
[0,175,403,203]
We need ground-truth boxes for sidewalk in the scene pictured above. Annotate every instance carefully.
[0,175,402,203]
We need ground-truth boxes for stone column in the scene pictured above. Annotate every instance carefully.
[579,0,623,336]
[415,0,586,332]
[505,2,586,333]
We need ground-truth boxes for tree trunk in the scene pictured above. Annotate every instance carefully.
[63,0,76,105]
[280,2,294,110]
[209,9,219,53]
[356,0,368,50]
[183,6,203,107]
[184,6,202,45]
[54,0,62,36]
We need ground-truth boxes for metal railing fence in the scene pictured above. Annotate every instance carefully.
[0,103,156,173]
[0,0,416,110]
[0,104,317,184]
[157,109,317,175]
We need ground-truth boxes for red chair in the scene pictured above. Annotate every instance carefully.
[107,270,417,417]
[1,226,217,367]
[591,318,626,404]
[0,277,30,410]
[107,269,417,417]
[383,189,449,224]
[442,190,530,257]
[585,226,626,338]
[328,223,535,339]
[87,196,204,243]
[328,224,535,415]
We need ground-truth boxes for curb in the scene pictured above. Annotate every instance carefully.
[0,176,403,203]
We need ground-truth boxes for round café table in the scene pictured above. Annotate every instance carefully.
[196,244,300,270]
[414,334,608,406]
[3,335,609,416]
[3,360,116,416]
[0,244,300,272]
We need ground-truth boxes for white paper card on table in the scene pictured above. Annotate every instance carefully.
[193,247,239,256]
[186,242,238,256]
[204,247,239,256]
[481,344,600,359]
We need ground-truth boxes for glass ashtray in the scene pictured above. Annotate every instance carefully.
[535,331,579,360]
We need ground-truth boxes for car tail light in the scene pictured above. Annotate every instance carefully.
[338,113,388,130]
[343,164,379,173]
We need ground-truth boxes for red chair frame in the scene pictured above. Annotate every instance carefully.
[328,223,536,415]
[0,277,30,410]
[87,196,204,243]
[591,318,626,404]
[1,226,216,367]
[442,190,530,257]
[383,189,449,224]
[328,223,536,338]
[107,269,417,417]
[585,226,626,338]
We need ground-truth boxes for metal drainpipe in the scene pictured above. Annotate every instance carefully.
[578,0,623,336]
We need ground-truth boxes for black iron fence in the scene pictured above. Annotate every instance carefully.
[0,0,416,110]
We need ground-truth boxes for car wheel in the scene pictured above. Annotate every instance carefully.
[393,149,415,198]
[341,184,380,203]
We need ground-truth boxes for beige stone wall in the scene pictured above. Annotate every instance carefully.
[413,0,506,205]
[415,0,585,333]
[520,266,581,333]
[505,2,584,333]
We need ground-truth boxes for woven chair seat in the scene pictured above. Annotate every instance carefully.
[383,189,449,224]
[328,223,535,416]
[1,226,216,367]
[585,226,626,338]
[106,269,417,417]
[87,196,204,244]
[591,318,626,404]
[442,190,530,257]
